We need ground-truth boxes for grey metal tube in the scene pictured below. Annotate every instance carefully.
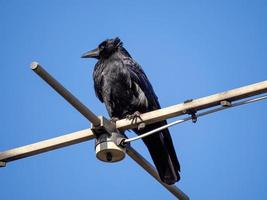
[127,146,189,200]
[0,129,95,163]
[123,95,267,144]
[30,62,100,126]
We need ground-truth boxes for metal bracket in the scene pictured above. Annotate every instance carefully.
[183,99,197,123]
[220,100,232,107]
[91,116,127,163]
[188,109,198,123]
[91,116,117,136]
[0,161,6,167]
[183,98,194,104]
[182,109,197,123]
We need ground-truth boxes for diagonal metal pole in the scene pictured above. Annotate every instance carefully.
[127,147,189,199]
[30,62,100,127]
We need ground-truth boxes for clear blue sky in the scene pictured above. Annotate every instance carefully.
[0,1,267,199]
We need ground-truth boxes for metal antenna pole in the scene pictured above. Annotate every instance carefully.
[0,129,95,162]
[116,80,267,130]
[127,147,189,200]
[31,62,100,127]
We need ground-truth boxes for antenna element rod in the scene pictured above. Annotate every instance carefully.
[30,62,100,126]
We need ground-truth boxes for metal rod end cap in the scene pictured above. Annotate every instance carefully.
[30,61,39,70]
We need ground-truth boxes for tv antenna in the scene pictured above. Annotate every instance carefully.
[1,62,266,200]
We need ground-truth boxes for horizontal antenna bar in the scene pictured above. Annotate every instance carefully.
[0,129,188,199]
[116,80,267,130]
[123,95,267,143]
[0,129,94,162]
[1,79,266,165]
[31,62,100,126]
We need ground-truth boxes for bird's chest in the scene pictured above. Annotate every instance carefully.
[97,61,132,100]
[93,57,149,118]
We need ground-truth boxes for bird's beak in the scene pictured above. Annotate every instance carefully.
[81,48,100,58]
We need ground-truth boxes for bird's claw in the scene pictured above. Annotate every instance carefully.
[110,117,119,124]
[137,122,146,130]
[126,111,140,120]
[126,111,146,130]
[126,111,142,122]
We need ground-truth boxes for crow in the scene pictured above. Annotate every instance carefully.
[81,37,180,185]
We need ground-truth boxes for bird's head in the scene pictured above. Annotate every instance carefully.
[81,37,123,59]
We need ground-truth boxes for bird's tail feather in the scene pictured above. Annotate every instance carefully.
[135,121,180,185]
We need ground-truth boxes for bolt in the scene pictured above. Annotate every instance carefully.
[106,152,112,162]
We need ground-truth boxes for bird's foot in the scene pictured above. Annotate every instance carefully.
[126,111,146,130]
[126,111,142,121]
[110,117,120,124]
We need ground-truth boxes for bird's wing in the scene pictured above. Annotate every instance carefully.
[123,56,181,183]
[123,56,161,110]
[93,62,104,102]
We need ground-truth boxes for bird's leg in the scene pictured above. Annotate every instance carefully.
[110,117,120,124]
[126,111,142,122]
[126,111,146,130]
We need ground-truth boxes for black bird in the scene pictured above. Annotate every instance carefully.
[81,37,180,184]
